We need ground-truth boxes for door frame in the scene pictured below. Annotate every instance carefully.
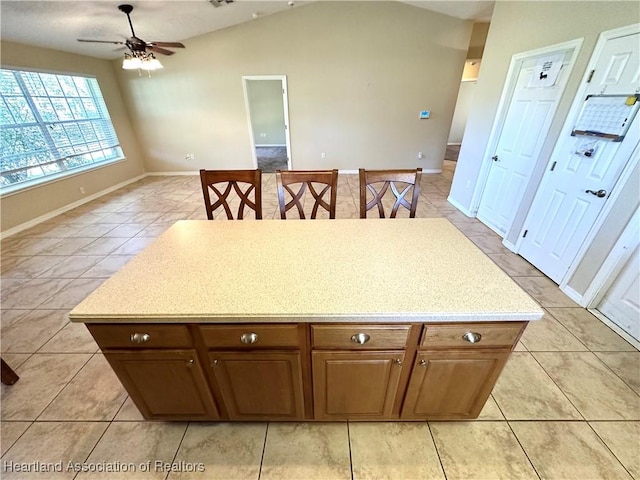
[468,38,583,229]
[242,75,292,170]
[510,23,640,292]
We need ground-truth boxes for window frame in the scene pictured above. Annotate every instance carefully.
[0,66,126,197]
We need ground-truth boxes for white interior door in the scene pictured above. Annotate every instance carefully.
[477,49,574,236]
[518,31,640,283]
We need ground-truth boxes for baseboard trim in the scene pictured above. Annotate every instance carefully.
[446,196,475,217]
[146,171,200,176]
[1,173,147,240]
[446,143,462,146]
[256,144,286,148]
[502,238,518,253]
[589,308,640,349]
[561,285,587,307]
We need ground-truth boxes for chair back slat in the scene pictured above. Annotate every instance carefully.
[359,168,422,218]
[200,169,262,220]
[276,170,338,219]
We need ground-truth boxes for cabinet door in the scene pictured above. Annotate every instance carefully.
[209,351,305,420]
[312,351,405,420]
[105,350,219,421]
[401,350,509,420]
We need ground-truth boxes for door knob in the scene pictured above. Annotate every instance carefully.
[585,189,607,198]
[491,155,499,162]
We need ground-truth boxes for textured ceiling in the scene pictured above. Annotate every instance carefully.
[0,1,494,60]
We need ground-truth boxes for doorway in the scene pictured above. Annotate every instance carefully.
[517,28,640,283]
[242,75,292,172]
[474,40,581,237]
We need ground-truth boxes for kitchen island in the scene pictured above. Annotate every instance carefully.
[70,218,542,421]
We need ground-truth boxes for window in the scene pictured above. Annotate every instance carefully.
[0,68,123,192]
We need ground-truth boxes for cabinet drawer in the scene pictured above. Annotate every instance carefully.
[420,322,526,349]
[311,324,411,349]
[87,324,193,349]
[200,324,300,349]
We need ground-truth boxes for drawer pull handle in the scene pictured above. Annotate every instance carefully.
[240,333,258,344]
[130,333,150,343]
[462,332,482,344]
[420,359,427,367]
[350,333,370,345]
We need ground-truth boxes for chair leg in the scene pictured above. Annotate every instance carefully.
[1,358,19,385]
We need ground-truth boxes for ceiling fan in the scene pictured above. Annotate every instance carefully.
[77,4,185,69]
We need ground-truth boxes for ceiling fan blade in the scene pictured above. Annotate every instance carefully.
[147,46,175,56]
[78,39,125,45]
[148,42,185,49]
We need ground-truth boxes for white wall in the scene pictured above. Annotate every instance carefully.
[246,79,286,146]
[115,2,472,172]
[447,81,476,144]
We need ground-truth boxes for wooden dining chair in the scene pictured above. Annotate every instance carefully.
[276,169,339,219]
[359,168,422,218]
[199,169,262,220]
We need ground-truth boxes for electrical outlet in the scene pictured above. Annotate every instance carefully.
[418,152,423,159]
[185,153,195,161]
[321,152,326,159]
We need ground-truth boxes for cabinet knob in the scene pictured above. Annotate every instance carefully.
[462,332,482,344]
[212,359,218,366]
[130,333,150,343]
[419,359,427,367]
[350,333,370,345]
[395,358,402,366]
[186,359,194,367]
[240,332,258,344]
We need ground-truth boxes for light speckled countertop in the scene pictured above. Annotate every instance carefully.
[69,219,543,323]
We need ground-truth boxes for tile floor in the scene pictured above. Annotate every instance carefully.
[1,161,639,480]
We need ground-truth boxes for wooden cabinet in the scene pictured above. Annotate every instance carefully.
[209,351,305,420]
[400,322,525,420]
[312,351,405,420]
[87,321,527,421]
[401,350,509,420]
[87,324,219,421]
[104,350,219,421]
[203,324,307,420]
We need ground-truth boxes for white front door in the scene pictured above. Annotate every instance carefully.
[597,244,640,341]
[518,31,640,283]
[477,49,574,236]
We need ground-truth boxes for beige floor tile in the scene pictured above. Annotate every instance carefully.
[466,235,512,254]
[594,352,640,394]
[520,310,588,352]
[37,255,104,278]
[1,237,64,256]
[101,224,147,238]
[453,221,497,237]
[513,277,578,307]
[476,395,505,420]
[1,278,73,309]
[533,352,640,420]
[67,223,117,237]
[429,421,537,479]
[1,353,91,420]
[2,255,68,278]
[261,423,351,480]
[38,321,99,353]
[36,278,105,310]
[39,354,127,420]
[113,396,145,421]
[40,237,97,256]
[492,352,582,420]
[78,422,188,480]
[547,307,636,352]
[513,341,527,351]
[80,255,134,278]
[76,237,129,255]
[1,354,32,370]
[1,309,69,353]
[589,421,640,479]
[1,422,108,480]
[110,237,157,255]
[349,422,444,480]
[168,423,266,480]
[0,421,31,456]
[488,253,544,277]
[511,421,632,480]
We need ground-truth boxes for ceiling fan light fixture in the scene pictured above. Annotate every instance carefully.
[140,53,163,71]
[122,53,142,70]
[122,51,163,71]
